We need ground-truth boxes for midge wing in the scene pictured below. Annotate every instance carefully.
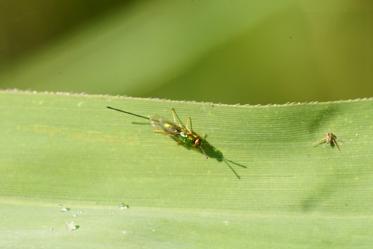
[149,115,182,135]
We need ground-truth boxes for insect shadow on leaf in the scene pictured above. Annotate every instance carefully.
[107,106,247,179]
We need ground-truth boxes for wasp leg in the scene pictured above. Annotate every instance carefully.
[185,117,193,132]
[171,108,186,128]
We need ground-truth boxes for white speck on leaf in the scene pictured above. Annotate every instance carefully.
[66,221,80,231]
[119,202,130,210]
[60,206,71,212]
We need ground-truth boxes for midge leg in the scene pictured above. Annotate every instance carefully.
[314,138,327,147]
[331,138,341,151]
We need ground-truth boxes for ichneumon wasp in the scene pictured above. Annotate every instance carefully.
[107,106,246,179]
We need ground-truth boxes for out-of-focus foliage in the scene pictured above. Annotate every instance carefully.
[0,0,372,104]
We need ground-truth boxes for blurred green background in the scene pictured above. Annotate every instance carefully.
[0,0,372,104]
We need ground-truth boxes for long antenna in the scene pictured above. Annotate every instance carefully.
[107,106,149,120]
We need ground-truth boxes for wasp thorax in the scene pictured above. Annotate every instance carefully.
[194,138,201,146]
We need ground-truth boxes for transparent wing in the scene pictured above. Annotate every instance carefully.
[150,115,181,135]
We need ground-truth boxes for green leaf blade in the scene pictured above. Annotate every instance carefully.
[1,90,373,248]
